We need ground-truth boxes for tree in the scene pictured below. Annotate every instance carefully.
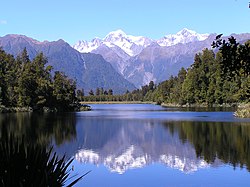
[104,90,108,95]
[212,35,240,79]
[0,49,8,105]
[0,48,77,111]
[108,89,113,96]
[52,71,76,110]
[149,81,155,91]
[15,49,34,107]
[89,89,94,96]
[76,89,84,100]
[237,40,250,76]
[100,87,104,95]
[31,53,53,108]
[0,87,2,105]
[95,88,100,96]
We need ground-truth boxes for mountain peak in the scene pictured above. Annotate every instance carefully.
[74,29,153,57]
[177,28,197,36]
[106,29,127,37]
[104,29,127,43]
[157,28,209,47]
[3,34,45,45]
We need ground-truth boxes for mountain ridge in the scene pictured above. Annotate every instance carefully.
[0,34,136,94]
[73,28,209,57]
[1,30,250,91]
[73,29,250,87]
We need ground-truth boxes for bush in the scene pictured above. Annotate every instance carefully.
[234,104,250,118]
[0,131,87,187]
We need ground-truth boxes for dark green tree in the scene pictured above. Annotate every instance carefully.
[89,89,94,96]
[95,88,100,96]
[76,89,84,100]
[52,71,76,110]
[108,89,113,96]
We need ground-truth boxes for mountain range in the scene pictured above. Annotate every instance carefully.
[1,29,250,93]
[73,29,250,87]
[0,34,136,94]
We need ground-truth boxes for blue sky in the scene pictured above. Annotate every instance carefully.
[0,0,249,45]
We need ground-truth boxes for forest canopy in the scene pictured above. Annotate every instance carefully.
[0,48,77,111]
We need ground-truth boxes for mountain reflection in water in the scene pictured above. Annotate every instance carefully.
[1,104,250,177]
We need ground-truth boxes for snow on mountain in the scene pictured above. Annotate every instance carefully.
[73,29,153,57]
[73,28,209,58]
[103,29,153,56]
[73,38,102,53]
[157,28,209,47]
[73,28,210,85]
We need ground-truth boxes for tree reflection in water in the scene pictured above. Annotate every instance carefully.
[163,121,250,171]
[0,112,85,186]
[1,111,250,174]
[0,112,77,147]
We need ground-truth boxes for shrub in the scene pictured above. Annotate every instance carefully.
[0,131,87,187]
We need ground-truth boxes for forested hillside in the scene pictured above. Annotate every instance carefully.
[81,36,250,106]
[150,36,250,106]
[0,48,77,111]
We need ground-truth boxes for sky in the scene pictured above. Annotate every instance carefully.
[0,0,249,45]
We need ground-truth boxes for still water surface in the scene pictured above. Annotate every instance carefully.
[1,104,250,186]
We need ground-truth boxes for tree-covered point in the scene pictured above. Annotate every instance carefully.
[0,48,77,111]
[147,37,250,106]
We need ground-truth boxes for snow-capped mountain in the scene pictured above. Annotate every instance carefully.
[0,34,136,94]
[73,30,250,88]
[73,29,153,57]
[157,28,209,47]
[73,38,102,53]
[103,29,153,56]
[73,28,211,78]
[73,28,208,56]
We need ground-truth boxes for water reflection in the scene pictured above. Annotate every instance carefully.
[0,112,77,147]
[73,119,212,174]
[1,104,250,175]
[164,121,250,171]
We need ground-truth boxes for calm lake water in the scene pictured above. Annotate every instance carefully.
[1,104,250,187]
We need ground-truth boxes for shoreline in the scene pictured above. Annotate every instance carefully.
[81,101,240,108]
[1,103,249,118]
[161,102,238,108]
[0,106,33,113]
[234,103,250,118]
[80,101,156,104]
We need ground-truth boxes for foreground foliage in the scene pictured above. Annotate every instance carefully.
[0,126,86,186]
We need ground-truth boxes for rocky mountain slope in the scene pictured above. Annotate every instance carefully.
[1,29,249,92]
[74,29,250,88]
[0,34,136,94]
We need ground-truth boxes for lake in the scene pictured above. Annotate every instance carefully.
[1,104,250,187]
